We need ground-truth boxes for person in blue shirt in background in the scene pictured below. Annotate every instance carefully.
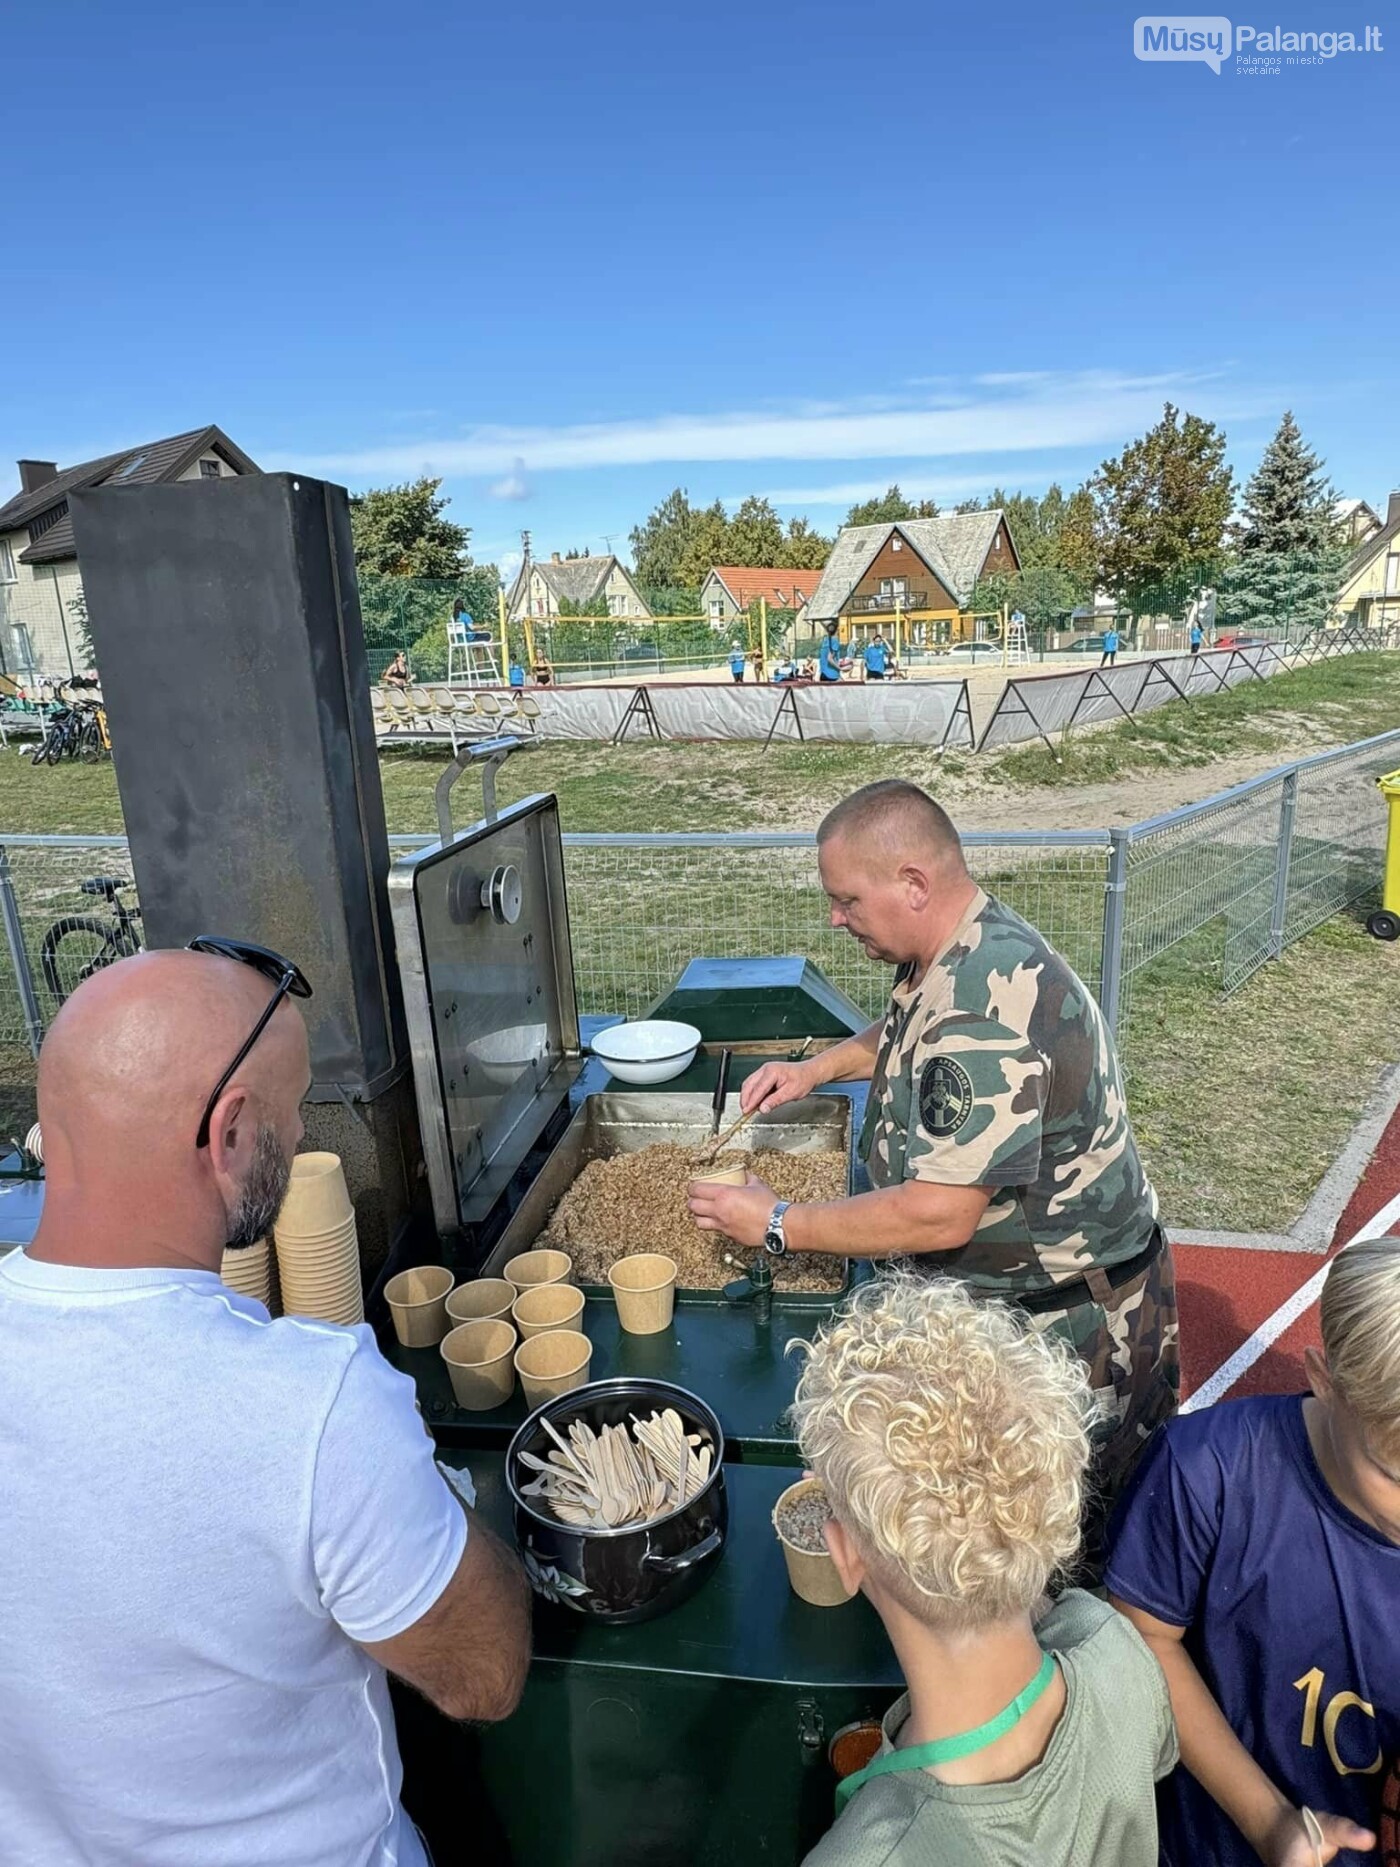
[508,661,526,690]
[1107,1236,1400,1867]
[1100,626,1120,668]
[1190,621,1204,657]
[729,645,747,684]
[862,633,889,681]
[818,626,844,683]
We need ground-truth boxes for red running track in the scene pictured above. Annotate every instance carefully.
[1177,1101,1400,1401]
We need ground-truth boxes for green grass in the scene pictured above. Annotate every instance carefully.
[0,654,1390,836]
[1,651,1397,1230]
[1124,903,1400,1231]
[992,652,1400,789]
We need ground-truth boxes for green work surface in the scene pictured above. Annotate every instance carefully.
[398,1451,903,1867]
[644,955,869,1044]
[394,1058,871,1457]
[396,1293,835,1460]
[451,1449,899,1686]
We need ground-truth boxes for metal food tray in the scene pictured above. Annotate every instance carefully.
[482,1091,854,1304]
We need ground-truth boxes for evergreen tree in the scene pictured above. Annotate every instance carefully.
[1221,412,1345,630]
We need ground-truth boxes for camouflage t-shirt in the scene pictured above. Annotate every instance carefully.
[858,888,1158,1297]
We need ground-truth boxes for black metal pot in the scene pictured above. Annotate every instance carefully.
[505,1378,728,1625]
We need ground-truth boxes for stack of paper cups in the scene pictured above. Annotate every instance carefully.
[272,1152,363,1326]
[221,1236,274,1309]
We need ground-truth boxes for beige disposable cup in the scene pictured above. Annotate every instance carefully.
[691,1163,748,1187]
[441,1320,517,1411]
[773,1478,855,1608]
[274,1215,358,1246]
[504,1248,574,1292]
[514,1330,593,1409]
[447,1278,518,1326]
[281,1274,362,1301]
[277,1153,353,1233]
[512,1282,586,1340]
[221,1240,273,1302]
[384,1265,455,1347]
[608,1253,678,1334]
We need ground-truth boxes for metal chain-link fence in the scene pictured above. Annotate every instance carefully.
[0,730,1395,1136]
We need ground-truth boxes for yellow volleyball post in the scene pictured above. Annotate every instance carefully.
[760,598,770,674]
[497,588,510,684]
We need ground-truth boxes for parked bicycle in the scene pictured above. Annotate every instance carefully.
[40,877,144,1006]
[23,687,111,766]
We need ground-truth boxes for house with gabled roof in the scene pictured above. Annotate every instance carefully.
[1335,492,1400,628]
[804,510,1019,643]
[699,566,822,631]
[0,425,259,679]
[506,552,651,623]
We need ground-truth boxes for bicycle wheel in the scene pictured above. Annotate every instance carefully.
[40,917,128,1006]
[78,714,102,762]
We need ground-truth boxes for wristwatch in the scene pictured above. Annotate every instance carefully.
[763,1200,792,1257]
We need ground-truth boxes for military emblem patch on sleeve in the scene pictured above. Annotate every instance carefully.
[919,1056,975,1137]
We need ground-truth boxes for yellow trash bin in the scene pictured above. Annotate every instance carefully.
[1369,768,1400,941]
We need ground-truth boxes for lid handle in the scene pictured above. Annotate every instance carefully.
[434,735,527,845]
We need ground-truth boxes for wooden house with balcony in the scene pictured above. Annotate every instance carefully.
[804,509,1019,645]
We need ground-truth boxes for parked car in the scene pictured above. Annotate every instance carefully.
[1065,634,1107,655]
[946,639,999,657]
[1214,631,1271,649]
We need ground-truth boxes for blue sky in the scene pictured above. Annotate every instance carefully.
[2,0,1394,579]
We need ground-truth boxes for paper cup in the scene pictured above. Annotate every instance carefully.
[504,1248,573,1292]
[514,1330,592,1408]
[608,1253,677,1335]
[447,1278,518,1326]
[512,1282,586,1340]
[773,1478,854,1608]
[277,1152,353,1234]
[384,1265,455,1347]
[221,1238,273,1305]
[441,1320,517,1411]
[275,1216,357,1246]
[691,1163,748,1187]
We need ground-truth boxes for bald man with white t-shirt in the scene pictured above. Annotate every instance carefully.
[0,947,529,1867]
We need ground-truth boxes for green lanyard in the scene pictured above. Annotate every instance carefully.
[835,1652,1057,1814]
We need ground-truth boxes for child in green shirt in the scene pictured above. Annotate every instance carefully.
[793,1273,1176,1866]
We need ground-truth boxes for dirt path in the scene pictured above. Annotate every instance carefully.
[946,745,1301,831]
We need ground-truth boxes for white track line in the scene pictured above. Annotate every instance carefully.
[1182,1187,1400,1413]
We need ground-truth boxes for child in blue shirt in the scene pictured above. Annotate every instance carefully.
[729,647,746,683]
[1100,628,1120,668]
[863,635,889,680]
[1108,1236,1400,1866]
[508,662,526,690]
[819,629,843,682]
[1189,623,1204,656]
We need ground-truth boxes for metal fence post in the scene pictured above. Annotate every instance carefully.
[1269,770,1299,960]
[1100,828,1130,1035]
[0,843,44,1058]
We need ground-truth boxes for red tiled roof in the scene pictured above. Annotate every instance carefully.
[708,566,822,609]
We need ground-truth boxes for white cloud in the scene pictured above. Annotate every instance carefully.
[489,457,530,501]
[745,470,998,508]
[278,370,1228,480]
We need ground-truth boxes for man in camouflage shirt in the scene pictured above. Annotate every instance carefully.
[688,779,1178,1550]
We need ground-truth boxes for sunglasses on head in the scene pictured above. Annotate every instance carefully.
[186,936,313,1149]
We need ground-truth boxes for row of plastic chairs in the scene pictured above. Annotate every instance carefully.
[371,684,541,748]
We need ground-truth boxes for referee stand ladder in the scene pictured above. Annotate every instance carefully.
[1003,611,1030,668]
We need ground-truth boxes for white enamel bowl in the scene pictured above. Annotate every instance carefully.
[588,1020,702,1085]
